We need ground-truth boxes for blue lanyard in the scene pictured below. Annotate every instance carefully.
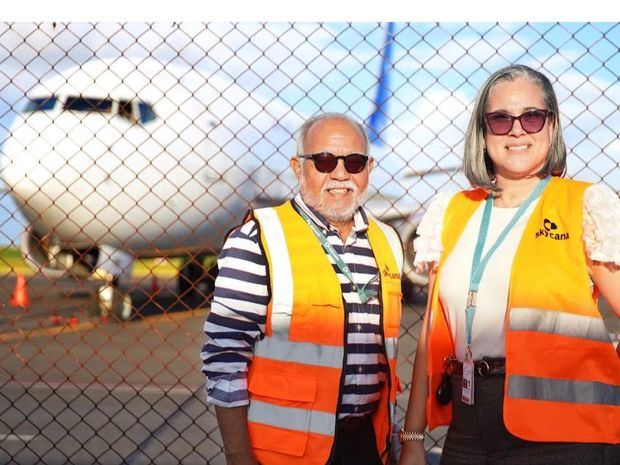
[465,177,550,350]
[297,207,378,304]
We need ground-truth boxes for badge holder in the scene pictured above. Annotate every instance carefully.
[461,346,474,405]
[458,178,549,408]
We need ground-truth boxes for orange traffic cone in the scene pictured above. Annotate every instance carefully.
[10,273,30,308]
[50,314,65,326]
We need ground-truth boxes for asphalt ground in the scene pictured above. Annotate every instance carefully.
[0,275,439,465]
[0,274,617,465]
[0,275,223,465]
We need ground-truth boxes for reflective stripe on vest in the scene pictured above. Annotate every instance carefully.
[248,400,336,436]
[249,203,401,464]
[385,336,398,361]
[510,307,611,343]
[509,375,620,406]
[254,207,294,338]
[255,336,344,368]
[426,178,620,443]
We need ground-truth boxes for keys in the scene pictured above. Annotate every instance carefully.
[436,354,455,406]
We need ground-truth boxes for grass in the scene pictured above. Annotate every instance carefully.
[0,247,35,275]
[0,247,215,278]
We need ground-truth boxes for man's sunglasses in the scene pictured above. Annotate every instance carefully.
[298,152,369,174]
[484,109,552,136]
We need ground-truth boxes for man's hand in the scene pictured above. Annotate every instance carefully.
[215,405,259,465]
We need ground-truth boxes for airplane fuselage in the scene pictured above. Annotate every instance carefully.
[2,58,298,257]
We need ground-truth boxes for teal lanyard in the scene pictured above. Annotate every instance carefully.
[465,177,550,350]
[297,207,378,304]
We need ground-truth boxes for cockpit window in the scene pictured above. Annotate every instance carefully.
[138,102,157,124]
[64,96,113,113]
[27,95,156,124]
[23,96,57,112]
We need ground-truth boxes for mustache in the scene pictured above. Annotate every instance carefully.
[322,181,357,192]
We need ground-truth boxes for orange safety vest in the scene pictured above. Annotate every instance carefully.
[426,177,620,443]
[247,201,403,465]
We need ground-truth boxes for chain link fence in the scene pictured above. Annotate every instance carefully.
[0,22,619,465]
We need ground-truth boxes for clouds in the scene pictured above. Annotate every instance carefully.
[0,22,618,244]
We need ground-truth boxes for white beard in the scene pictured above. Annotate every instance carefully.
[300,176,365,224]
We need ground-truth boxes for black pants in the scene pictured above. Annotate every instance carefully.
[440,374,619,465]
[329,415,383,465]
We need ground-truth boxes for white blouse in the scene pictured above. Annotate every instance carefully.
[413,183,620,361]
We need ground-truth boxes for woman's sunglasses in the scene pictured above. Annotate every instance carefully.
[298,152,369,174]
[484,109,552,136]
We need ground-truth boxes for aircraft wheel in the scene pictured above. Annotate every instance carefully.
[402,227,428,303]
[178,257,202,298]
[178,256,217,302]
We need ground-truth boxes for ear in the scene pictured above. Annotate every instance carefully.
[368,156,375,173]
[290,156,302,182]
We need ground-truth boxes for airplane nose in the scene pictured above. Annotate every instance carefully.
[1,134,44,202]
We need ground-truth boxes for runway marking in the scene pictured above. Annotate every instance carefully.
[142,308,209,324]
[0,308,209,343]
[0,434,35,442]
[0,320,98,342]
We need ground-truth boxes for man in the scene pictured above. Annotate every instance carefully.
[201,113,403,465]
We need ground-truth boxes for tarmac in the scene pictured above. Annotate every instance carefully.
[1,273,617,465]
[0,274,440,465]
[0,274,222,465]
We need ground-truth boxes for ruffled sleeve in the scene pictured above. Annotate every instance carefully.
[582,183,620,266]
[413,191,456,272]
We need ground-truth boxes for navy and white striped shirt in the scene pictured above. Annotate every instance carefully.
[201,195,391,418]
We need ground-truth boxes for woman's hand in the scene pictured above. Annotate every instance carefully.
[398,271,436,465]
[398,440,427,465]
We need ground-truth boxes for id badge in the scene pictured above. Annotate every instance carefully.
[461,350,474,405]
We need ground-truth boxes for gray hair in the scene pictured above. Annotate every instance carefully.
[296,112,369,155]
[462,64,567,191]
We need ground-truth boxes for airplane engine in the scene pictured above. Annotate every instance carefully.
[389,216,429,290]
[20,225,101,279]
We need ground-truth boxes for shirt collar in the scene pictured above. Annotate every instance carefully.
[293,193,369,234]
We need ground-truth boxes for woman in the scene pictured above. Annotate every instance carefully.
[398,64,620,465]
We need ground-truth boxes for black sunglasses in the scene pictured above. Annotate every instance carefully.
[298,152,369,174]
[484,109,552,136]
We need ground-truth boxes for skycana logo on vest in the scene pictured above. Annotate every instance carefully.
[382,264,399,280]
[535,218,569,240]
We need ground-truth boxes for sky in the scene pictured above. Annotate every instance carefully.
[0,21,619,245]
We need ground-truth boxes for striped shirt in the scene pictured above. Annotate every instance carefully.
[201,195,392,418]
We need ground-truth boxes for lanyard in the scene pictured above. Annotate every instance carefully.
[465,176,550,351]
[297,207,378,304]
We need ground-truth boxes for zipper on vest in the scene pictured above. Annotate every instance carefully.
[326,294,349,465]
[378,285,392,463]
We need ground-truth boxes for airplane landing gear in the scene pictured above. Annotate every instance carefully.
[98,280,133,322]
[177,255,217,305]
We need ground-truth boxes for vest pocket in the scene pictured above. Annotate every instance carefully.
[248,371,318,456]
[290,287,345,345]
[249,370,317,403]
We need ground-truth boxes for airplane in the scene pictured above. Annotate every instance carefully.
[1,28,458,321]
